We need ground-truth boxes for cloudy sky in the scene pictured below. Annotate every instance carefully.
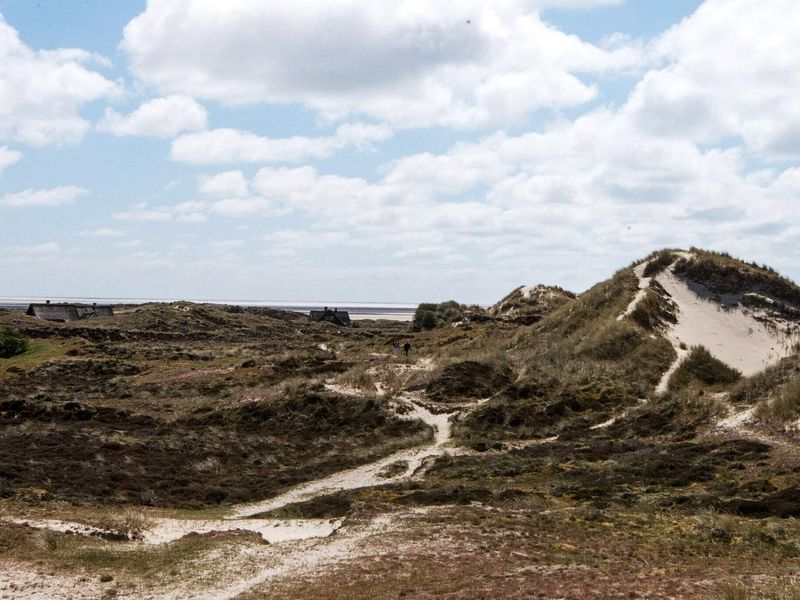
[1,0,798,304]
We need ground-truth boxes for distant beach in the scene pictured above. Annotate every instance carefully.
[0,297,416,321]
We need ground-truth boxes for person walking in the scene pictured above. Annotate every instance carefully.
[393,341,401,357]
[403,341,411,358]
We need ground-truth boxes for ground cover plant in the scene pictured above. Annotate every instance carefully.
[2,250,800,598]
[0,326,28,359]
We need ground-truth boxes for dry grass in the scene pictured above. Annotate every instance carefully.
[755,379,800,426]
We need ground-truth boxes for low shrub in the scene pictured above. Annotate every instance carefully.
[670,346,741,390]
[0,326,28,359]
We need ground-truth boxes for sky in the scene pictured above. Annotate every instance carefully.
[0,0,798,305]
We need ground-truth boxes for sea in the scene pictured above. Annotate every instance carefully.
[0,297,416,321]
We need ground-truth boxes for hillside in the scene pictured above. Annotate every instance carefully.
[3,250,800,599]
[489,284,576,324]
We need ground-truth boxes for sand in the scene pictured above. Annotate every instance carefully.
[623,254,800,394]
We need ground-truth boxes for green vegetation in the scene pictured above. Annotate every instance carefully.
[670,346,742,390]
[0,326,28,358]
[675,248,800,310]
[642,250,677,277]
[4,249,800,598]
[412,301,473,330]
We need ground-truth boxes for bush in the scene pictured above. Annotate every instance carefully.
[642,251,676,277]
[412,301,466,330]
[670,346,741,390]
[0,326,28,358]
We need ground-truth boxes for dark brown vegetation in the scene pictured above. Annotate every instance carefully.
[0,304,428,508]
[3,249,800,598]
[674,248,800,313]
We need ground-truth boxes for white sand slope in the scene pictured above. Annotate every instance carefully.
[655,269,800,378]
[621,253,800,393]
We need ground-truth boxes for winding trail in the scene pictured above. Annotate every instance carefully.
[1,356,489,599]
[232,398,452,518]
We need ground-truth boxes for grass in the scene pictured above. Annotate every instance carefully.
[675,248,800,310]
[709,581,800,600]
[754,379,800,426]
[334,363,377,392]
[0,339,67,379]
[642,249,678,277]
[669,346,742,390]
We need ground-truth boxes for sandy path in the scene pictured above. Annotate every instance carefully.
[618,260,652,321]
[1,356,478,599]
[232,399,451,518]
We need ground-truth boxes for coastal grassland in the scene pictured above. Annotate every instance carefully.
[675,248,800,310]
[0,304,432,508]
[240,502,800,600]
[453,265,677,444]
[0,385,430,507]
[0,338,67,380]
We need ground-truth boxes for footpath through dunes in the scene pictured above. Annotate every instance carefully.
[0,355,502,599]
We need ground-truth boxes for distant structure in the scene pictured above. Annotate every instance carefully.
[309,306,351,327]
[26,301,114,323]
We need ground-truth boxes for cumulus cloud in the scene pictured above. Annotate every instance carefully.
[113,203,172,222]
[0,145,21,175]
[122,0,640,128]
[0,186,88,208]
[199,171,249,198]
[113,201,210,223]
[98,95,208,138]
[0,15,118,146]
[626,0,800,159]
[171,123,392,165]
[2,242,60,255]
[78,227,126,237]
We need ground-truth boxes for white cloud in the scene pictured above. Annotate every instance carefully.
[98,95,208,138]
[171,123,392,165]
[0,186,88,208]
[114,239,144,248]
[210,196,277,218]
[113,201,209,223]
[79,227,125,237]
[199,170,249,197]
[113,203,172,222]
[0,15,118,146]
[2,242,60,255]
[0,145,21,175]
[122,0,640,128]
[625,0,800,159]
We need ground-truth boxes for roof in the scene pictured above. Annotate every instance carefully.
[26,303,114,322]
[309,308,351,326]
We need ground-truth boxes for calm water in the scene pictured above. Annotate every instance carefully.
[0,297,416,321]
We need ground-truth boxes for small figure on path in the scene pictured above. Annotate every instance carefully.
[403,342,411,358]
[393,341,401,357]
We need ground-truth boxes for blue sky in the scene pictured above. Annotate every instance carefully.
[0,0,798,304]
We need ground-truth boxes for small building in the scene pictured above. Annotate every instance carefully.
[309,306,351,327]
[26,301,114,323]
